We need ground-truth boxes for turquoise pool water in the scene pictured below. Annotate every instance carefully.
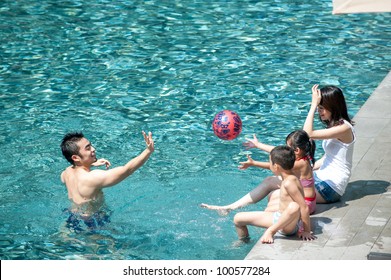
[0,0,390,260]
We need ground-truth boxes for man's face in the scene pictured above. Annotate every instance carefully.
[74,137,97,165]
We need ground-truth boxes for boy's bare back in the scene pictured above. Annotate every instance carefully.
[278,174,305,211]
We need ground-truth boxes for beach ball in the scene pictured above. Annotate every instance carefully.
[212,110,242,140]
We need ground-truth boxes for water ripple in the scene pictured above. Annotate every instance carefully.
[0,0,390,260]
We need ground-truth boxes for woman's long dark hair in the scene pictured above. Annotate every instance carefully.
[319,86,353,127]
[285,129,316,167]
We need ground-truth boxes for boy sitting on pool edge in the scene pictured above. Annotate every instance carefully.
[233,145,316,243]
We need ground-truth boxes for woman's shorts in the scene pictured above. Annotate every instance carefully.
[314,180,341,203]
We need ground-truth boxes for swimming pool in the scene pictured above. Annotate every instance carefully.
[0,0,390,260]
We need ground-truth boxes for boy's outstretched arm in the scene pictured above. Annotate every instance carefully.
[238,155,270,170]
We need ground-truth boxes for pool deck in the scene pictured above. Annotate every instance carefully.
[245,71,391,260]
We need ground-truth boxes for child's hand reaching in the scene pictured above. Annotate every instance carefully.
[243,134,261,149]
[238,155,254,170]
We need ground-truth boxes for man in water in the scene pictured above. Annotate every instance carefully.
[60,131,154,231]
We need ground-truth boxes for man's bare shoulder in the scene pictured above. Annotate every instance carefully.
[61,166,72,182]
[62,166,93,184]
[88,168,107,177]
[63,165,74,173]
[82,169,109,188]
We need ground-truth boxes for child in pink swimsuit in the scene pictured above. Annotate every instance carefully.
[286,130,317,214]
[201,129,317,215]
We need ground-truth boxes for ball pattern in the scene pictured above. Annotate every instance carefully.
[212,110,242,140]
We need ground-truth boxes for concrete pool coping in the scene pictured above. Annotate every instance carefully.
[245,71,391,260]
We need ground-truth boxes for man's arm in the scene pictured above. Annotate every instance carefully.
[88,131,154,189]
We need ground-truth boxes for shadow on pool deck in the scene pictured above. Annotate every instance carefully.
[245,71,391,260]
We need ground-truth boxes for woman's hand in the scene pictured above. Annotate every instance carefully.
[311,84,322,107]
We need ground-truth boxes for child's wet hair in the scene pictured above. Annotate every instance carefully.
[286,129,316,166]
[270,145,295,170]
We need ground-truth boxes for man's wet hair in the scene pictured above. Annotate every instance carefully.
[61,132,84,165]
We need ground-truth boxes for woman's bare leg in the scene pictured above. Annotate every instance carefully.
[200,176,282,215]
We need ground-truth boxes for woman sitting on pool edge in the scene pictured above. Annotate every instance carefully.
[303,84,355,203]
